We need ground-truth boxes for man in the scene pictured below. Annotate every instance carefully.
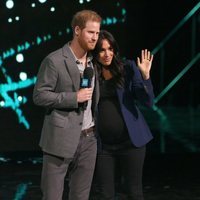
[33,10,102,200]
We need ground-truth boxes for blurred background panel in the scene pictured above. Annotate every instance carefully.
[0,0,199,153]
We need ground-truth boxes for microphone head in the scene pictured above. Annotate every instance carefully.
[83,67,94,79]
[80,67,94,88]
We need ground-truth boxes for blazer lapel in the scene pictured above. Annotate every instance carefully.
[92,65,99,113]
[62,44,80,91]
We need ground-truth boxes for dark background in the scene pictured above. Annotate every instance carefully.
[0,0,199,153]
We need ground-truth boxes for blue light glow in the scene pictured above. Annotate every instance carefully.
[15,16,20,21]
[14,183,32,200]
[16,53,24,63]
[38,0,47,3]
[8,18,12,23]
[31,3,36,8]
[50,7,55,12]
[6,0,14,9]
[19,72,27,81]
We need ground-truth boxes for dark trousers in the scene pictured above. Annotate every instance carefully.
[41,133,97,200]
[94,145,146,200]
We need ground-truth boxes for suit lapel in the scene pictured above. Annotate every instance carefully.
[92,65,100,113]
[62,44,80,91]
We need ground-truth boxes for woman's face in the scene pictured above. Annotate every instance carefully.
[97,39,114,67]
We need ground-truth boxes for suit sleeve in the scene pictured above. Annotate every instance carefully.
[33,57,78,109]
[126,60,155,107]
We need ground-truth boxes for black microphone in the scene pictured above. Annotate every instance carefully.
[80,67,94,88]
[80,67,94,110]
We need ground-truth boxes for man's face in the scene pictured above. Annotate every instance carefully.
[76,20,100,51]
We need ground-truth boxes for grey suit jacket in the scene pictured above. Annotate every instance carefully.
[33,43,99,158]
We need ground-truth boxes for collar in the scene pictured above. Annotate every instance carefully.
[67,42,93,65]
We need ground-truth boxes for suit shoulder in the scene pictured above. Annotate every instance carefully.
[123,59,137,71]
[40,47,64,68]
[46,48,63,60]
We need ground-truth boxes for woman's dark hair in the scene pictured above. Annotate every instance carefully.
[92,30,124,88]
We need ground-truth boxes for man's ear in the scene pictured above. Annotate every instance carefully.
[75,26,80,36]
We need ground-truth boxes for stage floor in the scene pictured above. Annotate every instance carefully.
[0,106,200,199]
[0,153,200,200]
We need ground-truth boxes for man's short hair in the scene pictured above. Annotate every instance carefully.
[71,10,102,32]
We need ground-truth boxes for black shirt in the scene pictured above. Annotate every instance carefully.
[97,79,130,145]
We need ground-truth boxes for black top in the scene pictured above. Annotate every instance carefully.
[97,78,130,145]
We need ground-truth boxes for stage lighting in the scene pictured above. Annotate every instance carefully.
[19,72,27,81]
[6,0,14,9]
[38,0,47,3]
[8,18,13,23]
[16,54,24,63]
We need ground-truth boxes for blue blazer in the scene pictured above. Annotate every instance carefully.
[98,60,154,148]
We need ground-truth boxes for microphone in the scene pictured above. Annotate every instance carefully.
[80,67,94,88]
[80,67,94,110]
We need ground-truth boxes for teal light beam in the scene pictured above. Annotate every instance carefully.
[152,105,199,152]
[0,75,37,129]
[1,9,126,62]
[13,182,32,200]
[0,5,127,129]
[154,53,200,104]
[152,2,200,55]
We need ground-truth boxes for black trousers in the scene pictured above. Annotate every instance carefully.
[94,144,146,200]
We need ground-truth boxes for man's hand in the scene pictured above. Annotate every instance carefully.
[77,88,93,103]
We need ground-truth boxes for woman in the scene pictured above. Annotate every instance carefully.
[92,30,154,200]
